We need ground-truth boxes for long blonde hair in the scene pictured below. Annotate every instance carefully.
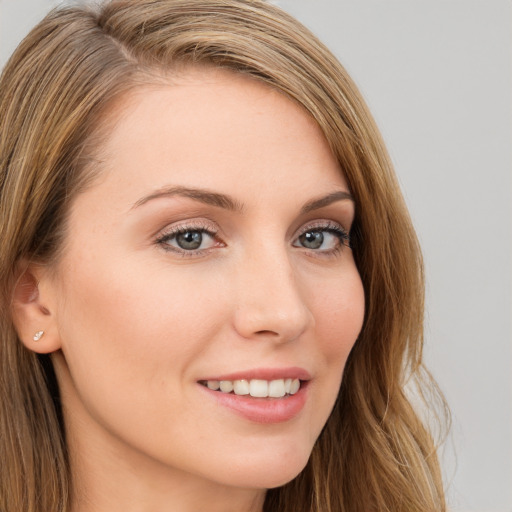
[0,1,447,510]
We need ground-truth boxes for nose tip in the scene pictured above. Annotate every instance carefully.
[234,300,312,343]
[232,258,313,343]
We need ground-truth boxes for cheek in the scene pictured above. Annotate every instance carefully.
[54,252,225,412]
[288,266,364,461]
[305,267,364,430]
[53,255,233,451]
[312,271,365,361]
[57,258,227,367]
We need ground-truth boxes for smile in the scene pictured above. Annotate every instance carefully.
[199,378,301,398]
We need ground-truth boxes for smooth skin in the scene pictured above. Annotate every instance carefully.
[14,69,365,512]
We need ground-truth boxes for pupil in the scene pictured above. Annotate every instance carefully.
[300,231,323,249]
[177,231,202,250]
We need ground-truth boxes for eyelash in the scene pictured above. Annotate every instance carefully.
[294,221,350,257]
[156,222,221,257]
[155,220,350,257]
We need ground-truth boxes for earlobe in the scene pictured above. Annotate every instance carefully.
[11,265,61,354]
[33,330,45,341]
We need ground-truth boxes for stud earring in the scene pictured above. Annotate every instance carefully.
[33,330,44,341]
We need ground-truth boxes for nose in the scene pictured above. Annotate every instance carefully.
[232,248,314,343]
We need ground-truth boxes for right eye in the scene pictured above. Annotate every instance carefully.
[156,225,222,256]
[292,220,350,256]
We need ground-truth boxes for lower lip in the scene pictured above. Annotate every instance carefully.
[199,383,308,424]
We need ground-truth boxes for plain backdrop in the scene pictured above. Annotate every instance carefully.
[1,1,511,511]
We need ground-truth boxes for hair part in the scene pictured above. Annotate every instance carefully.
[0,1,448,511]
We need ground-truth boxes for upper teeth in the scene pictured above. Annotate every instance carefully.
[204,378,301,398]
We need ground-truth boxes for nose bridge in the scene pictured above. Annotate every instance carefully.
[232,242,312,342]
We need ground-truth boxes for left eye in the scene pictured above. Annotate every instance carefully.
[293,227,349,251]
[158,229,217,252]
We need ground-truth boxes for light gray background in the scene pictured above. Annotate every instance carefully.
[1,1,511,511]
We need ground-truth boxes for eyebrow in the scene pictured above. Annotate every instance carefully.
[300,190,354,214]
[131,186,353,213]
[131,186,244,212]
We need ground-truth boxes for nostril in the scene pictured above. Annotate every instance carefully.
[255,330,279,336]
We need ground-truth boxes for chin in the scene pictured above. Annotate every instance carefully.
[259,464,308,490]
[213,444,312,490]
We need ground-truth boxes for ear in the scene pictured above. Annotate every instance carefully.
[11,263,62,354]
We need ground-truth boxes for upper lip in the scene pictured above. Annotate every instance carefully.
[199,367,311,382]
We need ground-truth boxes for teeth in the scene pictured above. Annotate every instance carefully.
[290,378,300,395]
[207,380,220,391]
[249,379,268,397]
[233,379,249,395]
[268,379,286,397]
[219,381,233,393]
[204,378,301,397]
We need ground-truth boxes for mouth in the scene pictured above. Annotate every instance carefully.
[198,378,302,398]
[197,368,311,423]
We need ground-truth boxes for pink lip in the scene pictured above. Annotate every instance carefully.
[197,367,310,424]
[200,366,311,382]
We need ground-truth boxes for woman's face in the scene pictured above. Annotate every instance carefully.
[45,69,365,492]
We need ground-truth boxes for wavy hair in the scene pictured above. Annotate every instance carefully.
[0,1,447,510]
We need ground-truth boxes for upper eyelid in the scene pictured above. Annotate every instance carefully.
[157,227,217,242]
[297,219,345,229]
[294,219,349,236]
[157,219,219,236]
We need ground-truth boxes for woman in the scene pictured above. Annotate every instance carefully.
[0,1,447,511]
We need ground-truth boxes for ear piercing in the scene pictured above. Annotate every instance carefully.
[33,330,44,341]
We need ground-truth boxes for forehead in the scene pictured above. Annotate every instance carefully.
[74,68,348,218]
